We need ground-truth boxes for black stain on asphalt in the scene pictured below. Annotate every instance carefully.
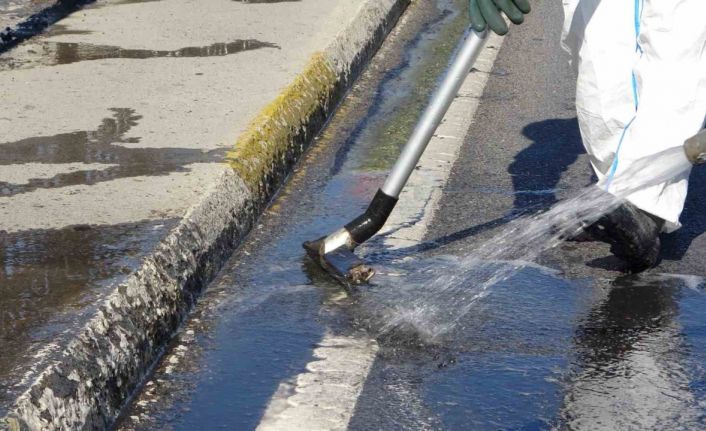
[0,108,226,197]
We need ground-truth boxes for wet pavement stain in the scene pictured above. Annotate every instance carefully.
[234,0,301,3]
[0,219,178,416]
[1,39,279,70]
[0,108,225,197]
[40,23,92,37]
[0,0,95,54]
[109,0,163,4]
[328,5,469,175]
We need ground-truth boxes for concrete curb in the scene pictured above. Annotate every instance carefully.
[0,0,409,429]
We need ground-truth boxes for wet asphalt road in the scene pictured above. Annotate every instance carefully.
[119,0,706,429]
[350,0,706,429]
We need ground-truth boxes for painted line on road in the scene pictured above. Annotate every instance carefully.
[255,31,505,431]
[256,335,379,431]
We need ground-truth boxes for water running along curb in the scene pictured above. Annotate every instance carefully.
[0,0,409,429]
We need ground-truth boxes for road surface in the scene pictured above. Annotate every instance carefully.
[117,0,706,429]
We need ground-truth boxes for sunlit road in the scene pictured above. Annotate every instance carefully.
[118,1,706,429]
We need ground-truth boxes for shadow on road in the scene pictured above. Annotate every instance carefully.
[510,117,585,212]
[661,167,706,260]
[370,115,705,270]
[373,117,586,260]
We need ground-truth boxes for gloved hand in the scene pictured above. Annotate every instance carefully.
[469,0,531,36]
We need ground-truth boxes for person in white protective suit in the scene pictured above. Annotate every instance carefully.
[469,0,706,272]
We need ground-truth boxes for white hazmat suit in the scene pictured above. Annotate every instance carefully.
[561,0,706,232]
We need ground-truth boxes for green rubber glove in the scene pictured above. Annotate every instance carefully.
[469,0,531,35]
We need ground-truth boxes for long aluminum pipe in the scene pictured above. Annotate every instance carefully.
[305,29,492,284]
[381,29,489,198]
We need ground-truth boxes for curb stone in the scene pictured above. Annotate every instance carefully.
[0,0,409,429]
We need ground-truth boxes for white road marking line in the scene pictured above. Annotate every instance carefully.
[256,336,378,431]
[256,32,504,431]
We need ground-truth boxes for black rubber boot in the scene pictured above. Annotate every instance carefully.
[585,202,664,273]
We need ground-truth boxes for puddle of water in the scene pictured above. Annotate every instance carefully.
[0,219,177,416]
[0,108,225,196]
[1,39,279,70]
[351,267,706,430]
[351,267,582,430]
[49,39,278,63]
[556,274,706,430]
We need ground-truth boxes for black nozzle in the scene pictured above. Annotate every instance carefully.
[302,189,397,286]
[345,189,398,245]
[303,236,375,285]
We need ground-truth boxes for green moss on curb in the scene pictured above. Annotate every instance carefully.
[227,52,338,193]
